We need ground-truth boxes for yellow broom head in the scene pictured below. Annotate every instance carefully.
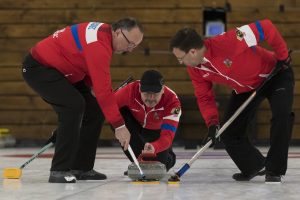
[131,180,160,184]
[2,168,22,179]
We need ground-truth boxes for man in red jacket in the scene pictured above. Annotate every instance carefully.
[115,70,181,172]
[170,19,294,183]
[22,18,144,183]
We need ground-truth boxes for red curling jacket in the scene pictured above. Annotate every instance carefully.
[187,19,288,127]
[30,22,124,128]
[115,81,182,153]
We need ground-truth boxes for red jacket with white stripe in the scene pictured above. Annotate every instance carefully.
[115,81,182,153]
[30,22,124,129]
[187,19,288,127]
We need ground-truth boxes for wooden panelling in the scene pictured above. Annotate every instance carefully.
[0,0,208,9]
[2,9,300,24]
[0,0,298,9]
[0,38,40,52]
[0,96,51,110]
[0,111,57,125]
[0,9,204,24]
[2,124,57,140]
[178,124,207,139]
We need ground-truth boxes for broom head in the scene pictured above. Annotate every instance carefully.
[3,168,22,179]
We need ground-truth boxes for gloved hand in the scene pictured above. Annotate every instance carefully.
[203,125,219,147]
[277,56,291,70]
[45,129,57,145]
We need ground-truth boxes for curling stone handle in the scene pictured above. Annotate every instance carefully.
[138,152,157,162]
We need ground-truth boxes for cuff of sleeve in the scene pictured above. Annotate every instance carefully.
[277,52,289,61]
[111,119,125,129]
[207,119,219,127]
[115,124,125,130]
[150,142,160,153]
[151,141,169,154]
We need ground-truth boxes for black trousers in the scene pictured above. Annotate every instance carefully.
[119,107,176,171]
[22,54,105,171]
[221,67,295,175]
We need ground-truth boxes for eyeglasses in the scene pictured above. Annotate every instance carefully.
[120,29,137,49]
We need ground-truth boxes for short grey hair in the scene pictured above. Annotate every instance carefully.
[111,17,144,33]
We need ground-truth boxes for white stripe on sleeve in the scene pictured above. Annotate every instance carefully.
[86,22,103,44]
[237,25,257,47]
[163,109,182,122]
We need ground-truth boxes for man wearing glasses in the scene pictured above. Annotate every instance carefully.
[22,18,144,183]
[170,19,294,183]
[115,70,181,173]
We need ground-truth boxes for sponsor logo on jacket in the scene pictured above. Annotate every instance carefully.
[53,28,66,38]
[223,58,232,67]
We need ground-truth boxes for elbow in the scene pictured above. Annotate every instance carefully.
[260,19,274,28]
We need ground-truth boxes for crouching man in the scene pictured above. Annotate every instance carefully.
[115,70,182,172]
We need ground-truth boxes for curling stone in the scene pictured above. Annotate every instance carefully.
[128,153,166,181]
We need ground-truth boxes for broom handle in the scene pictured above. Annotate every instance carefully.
[128,145,145,177]
[20,142,53,169]
[116,76,133,90]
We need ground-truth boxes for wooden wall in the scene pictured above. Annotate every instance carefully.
[0,0,299,143]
